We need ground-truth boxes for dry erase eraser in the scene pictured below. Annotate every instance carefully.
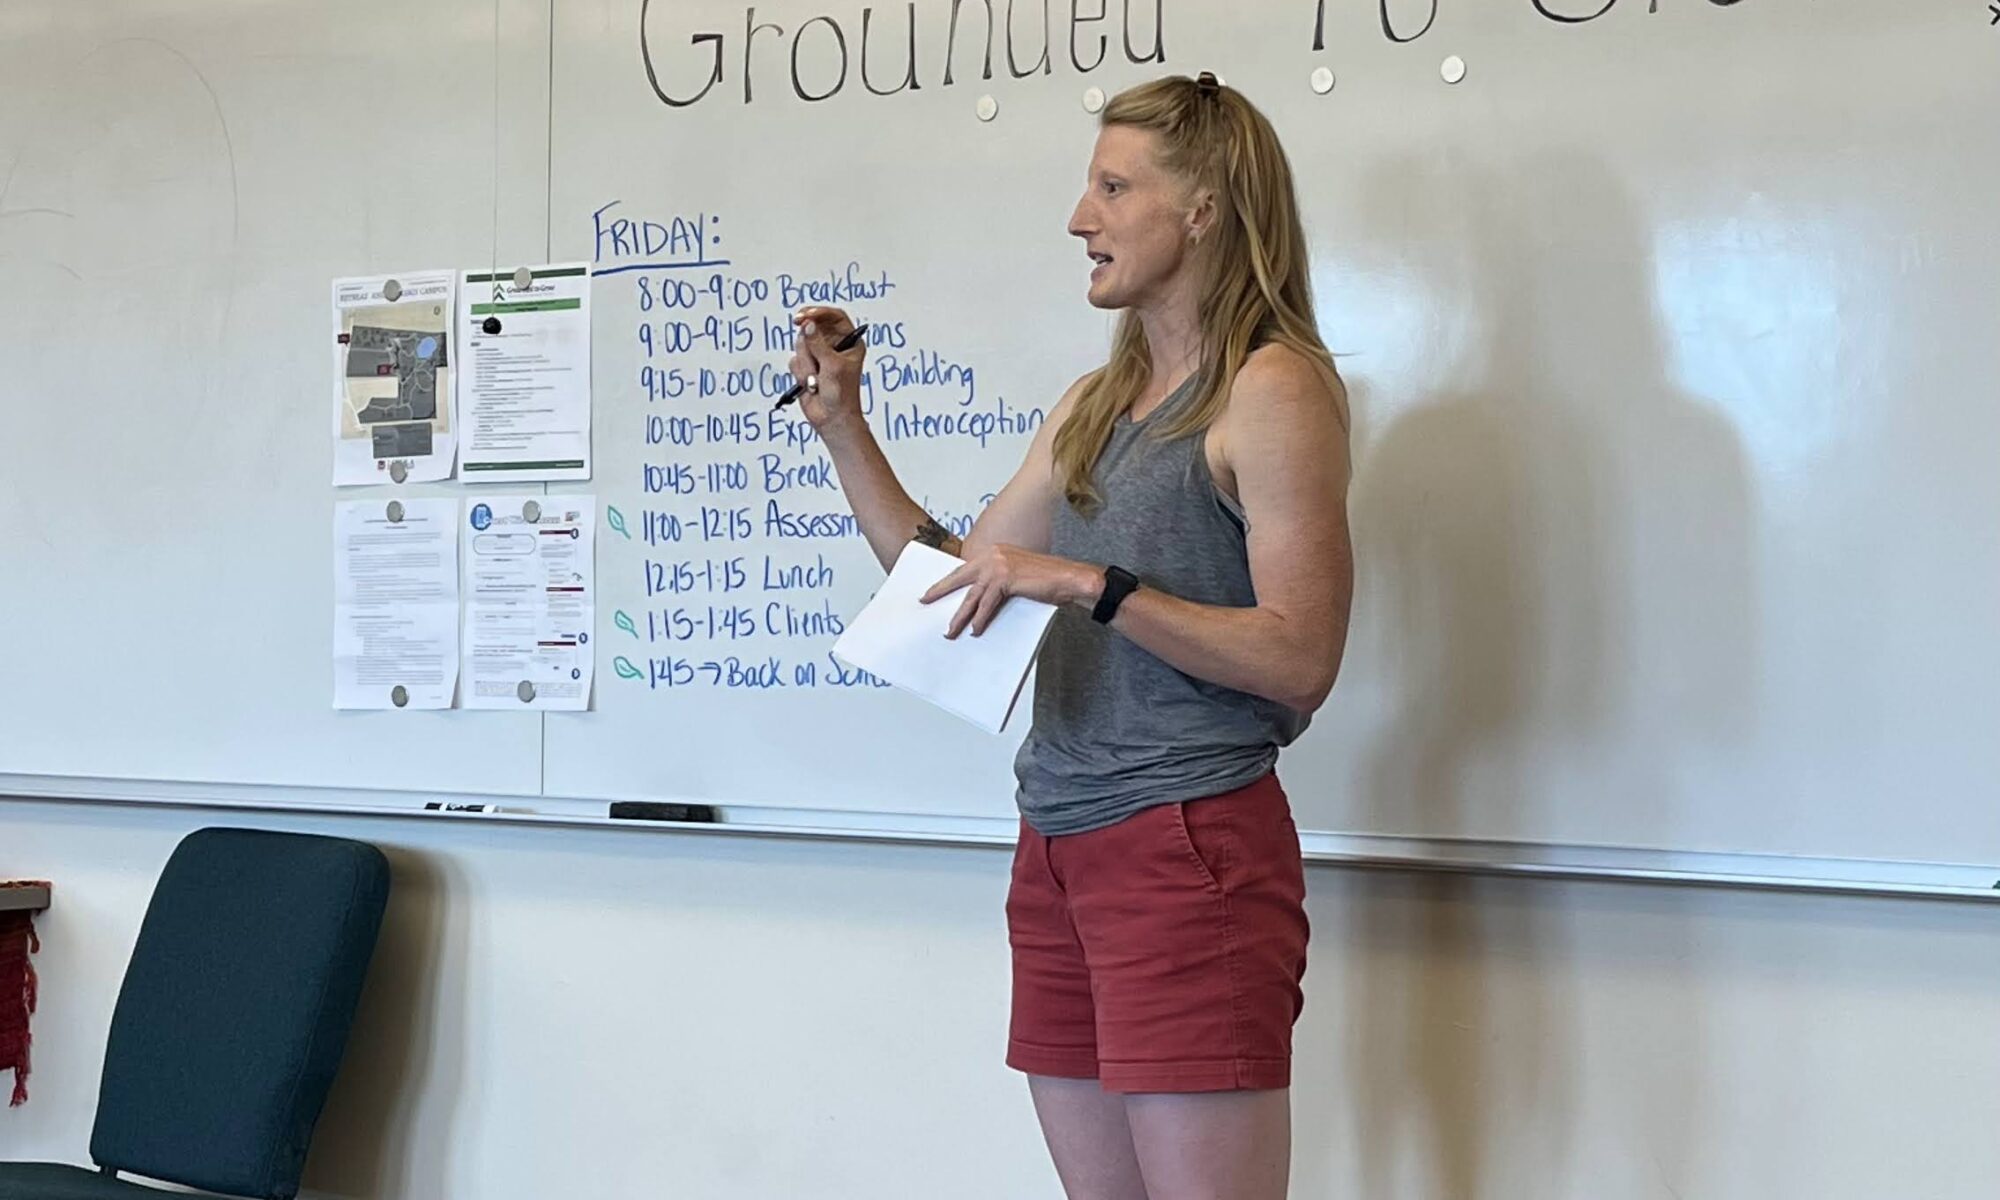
[609,802,718,823]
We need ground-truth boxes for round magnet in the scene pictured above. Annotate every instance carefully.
[391,685,409,708]
[976,95,999,122]
[1311,67,1335,95]
[1082,86,1106,114]
[1441,55,1467,84]
[389,460,409,484]
[517,680,537,704]
[386,500,405,523]
[482,316,502,335]
[522,499,542,523]
[382,279,402,302]
[513,266,534,290]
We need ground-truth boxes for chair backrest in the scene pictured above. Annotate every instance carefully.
[89,827,390,1199]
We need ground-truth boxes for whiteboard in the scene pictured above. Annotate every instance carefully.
[544,0,2000,863]
[0,0,554,796]
[6,0,2000,870]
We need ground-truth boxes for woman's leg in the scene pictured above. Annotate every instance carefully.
[1125,1088,1291,1200]
[1012,819,1145,1198]
[1028,1074,1152,1200]
[1051,780,1307,1199]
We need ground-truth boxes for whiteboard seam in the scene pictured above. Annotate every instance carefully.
[544,0,555,263]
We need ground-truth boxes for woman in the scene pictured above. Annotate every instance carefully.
[790,72,1352,1200]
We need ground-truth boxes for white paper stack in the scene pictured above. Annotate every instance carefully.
[832,542,1057,734]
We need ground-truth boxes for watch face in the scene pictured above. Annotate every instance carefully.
[1095,566,1138,623]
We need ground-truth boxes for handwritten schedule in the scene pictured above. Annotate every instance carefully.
[590,202,1046,696]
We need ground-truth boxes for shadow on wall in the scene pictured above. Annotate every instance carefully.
[305,847,468,1200]
[1292,147,1754,1197]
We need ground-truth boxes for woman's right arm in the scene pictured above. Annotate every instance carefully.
[790,305,1080,573]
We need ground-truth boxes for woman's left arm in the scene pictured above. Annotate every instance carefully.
[924,349,1353,715]
[1101,351,1351,713]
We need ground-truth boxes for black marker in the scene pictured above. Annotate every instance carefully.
[774,323,870,412]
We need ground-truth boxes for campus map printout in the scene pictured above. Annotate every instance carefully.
[332,270,457,485]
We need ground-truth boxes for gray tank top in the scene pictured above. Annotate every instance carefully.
[1013,372,1310,836]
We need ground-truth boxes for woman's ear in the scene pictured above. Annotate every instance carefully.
[1186,189,1218,245]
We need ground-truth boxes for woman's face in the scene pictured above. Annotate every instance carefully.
[1069,125,1202,312]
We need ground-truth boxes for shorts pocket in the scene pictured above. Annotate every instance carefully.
[1170,801,1230,895]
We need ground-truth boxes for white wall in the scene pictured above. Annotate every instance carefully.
[5,796,1998,1199]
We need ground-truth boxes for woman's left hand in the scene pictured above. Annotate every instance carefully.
[922,545,1100,639]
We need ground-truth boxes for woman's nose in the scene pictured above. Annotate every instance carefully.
[1068,198,1095,239]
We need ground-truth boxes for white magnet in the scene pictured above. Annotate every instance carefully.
[386,500,405,523]
[513,266,534,289]
[522,499,542,523]
[1311,67,1335,95]
[976,95,999,122]
[1441,55,1467,84]
[389,460,409,484]
[1082,86,1106,114]
[382,278,402,302]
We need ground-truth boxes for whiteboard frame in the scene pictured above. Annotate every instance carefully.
[6,773,1998,903]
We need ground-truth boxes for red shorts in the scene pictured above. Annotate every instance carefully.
[1005,773,1309,1093]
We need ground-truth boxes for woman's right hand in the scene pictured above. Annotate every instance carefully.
[788,306,868,434]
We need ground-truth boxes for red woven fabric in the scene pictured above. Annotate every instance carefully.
[0,889,46,1107]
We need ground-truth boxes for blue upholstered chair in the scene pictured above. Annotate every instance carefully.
[0,827,390,1199]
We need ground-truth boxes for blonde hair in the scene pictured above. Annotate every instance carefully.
[1054,74,1345,513]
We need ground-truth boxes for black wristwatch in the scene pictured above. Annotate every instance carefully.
[1092,565,1140,624]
